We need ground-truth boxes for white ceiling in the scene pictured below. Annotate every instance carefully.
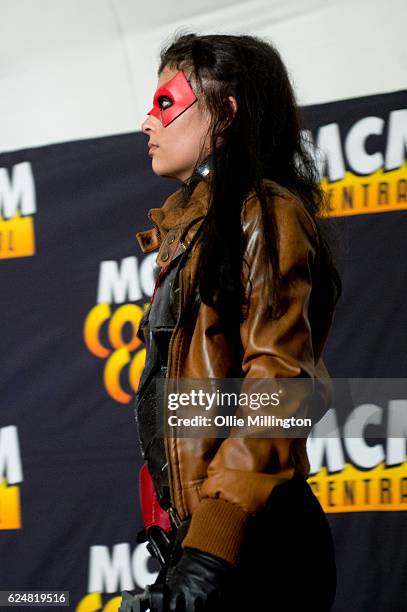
[1,0,406,153]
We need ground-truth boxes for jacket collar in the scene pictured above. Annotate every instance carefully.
[136,178,210,256]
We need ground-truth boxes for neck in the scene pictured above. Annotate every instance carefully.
[180,157,212,203]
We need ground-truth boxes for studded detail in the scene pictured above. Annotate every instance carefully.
[161,252,169,262]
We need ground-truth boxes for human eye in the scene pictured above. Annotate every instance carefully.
[158,95,173,110]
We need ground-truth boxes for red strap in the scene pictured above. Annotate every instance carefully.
[150,264,170,304]
[139,463,172,534]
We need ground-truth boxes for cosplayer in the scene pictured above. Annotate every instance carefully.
[122,33,342,612]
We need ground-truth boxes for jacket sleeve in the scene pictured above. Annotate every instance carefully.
[182,192,329,565]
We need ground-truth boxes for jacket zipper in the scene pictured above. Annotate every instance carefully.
[150,223,196,526]
[163,257,186,527]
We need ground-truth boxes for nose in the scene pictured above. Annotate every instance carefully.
[141,114,157,134]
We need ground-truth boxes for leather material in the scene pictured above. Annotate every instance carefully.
[165,547,233,612]
[139,463,172,534]
[135,177,336,562]
[134,246,185,510]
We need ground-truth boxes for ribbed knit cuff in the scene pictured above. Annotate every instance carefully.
[181,498,250,566]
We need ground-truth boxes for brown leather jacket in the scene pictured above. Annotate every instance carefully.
[136,177,334,565]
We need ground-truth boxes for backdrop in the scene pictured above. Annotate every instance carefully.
[1,0,406,153]
[1,87,406,611]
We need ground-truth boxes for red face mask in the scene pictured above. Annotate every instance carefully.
[147,70,197,127]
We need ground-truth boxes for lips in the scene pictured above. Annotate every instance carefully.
[148,144,158,156]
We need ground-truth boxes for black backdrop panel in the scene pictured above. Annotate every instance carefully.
[0,89,406,611]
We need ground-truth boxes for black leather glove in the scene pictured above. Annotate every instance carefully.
[165,546,233,611]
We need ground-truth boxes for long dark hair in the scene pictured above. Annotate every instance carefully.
[158,32,342,335]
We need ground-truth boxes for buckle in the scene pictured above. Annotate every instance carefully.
[168,506,182,529]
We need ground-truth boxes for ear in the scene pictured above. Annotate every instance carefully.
[228,95,238,116]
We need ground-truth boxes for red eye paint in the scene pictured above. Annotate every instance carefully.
[147,70,197,127]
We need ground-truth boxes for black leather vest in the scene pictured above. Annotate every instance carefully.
[134,164,210,509]
[134,249,186,509]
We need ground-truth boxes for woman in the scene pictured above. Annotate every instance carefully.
[134,32,342,611]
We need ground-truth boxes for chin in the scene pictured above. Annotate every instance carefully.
[151,161,185,182]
